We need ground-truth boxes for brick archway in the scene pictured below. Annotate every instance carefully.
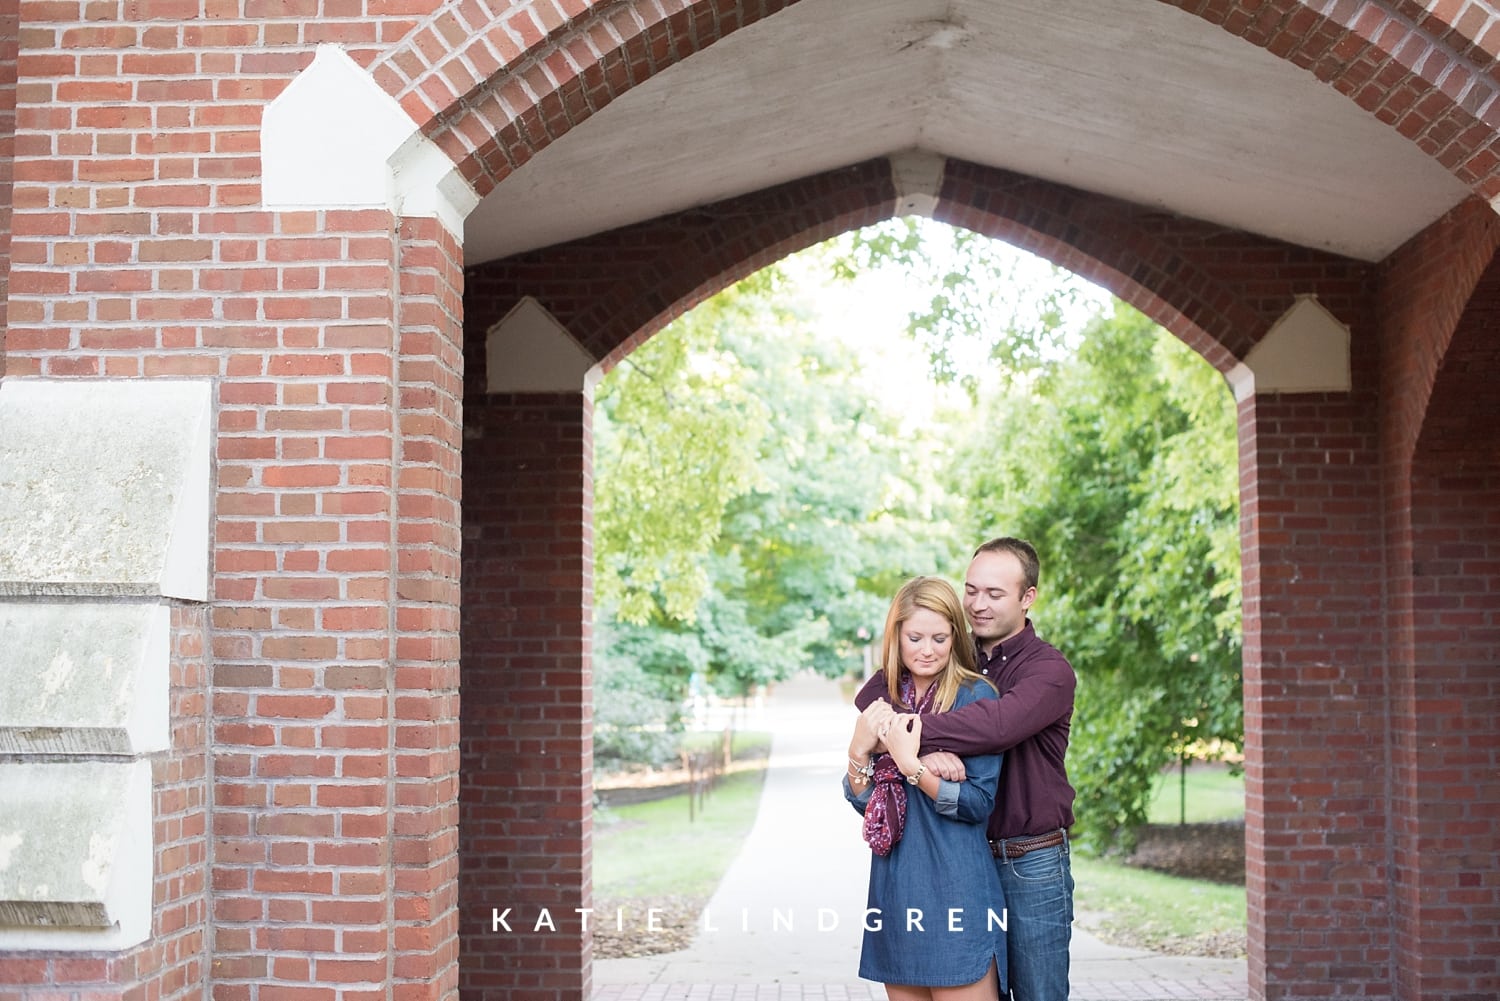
[464,157,1372,380]
[1,1,1497,1000]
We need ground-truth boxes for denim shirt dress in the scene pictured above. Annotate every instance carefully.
[843,680,1007,989]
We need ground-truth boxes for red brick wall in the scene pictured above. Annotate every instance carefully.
[205,209,412,1001]
[1402,461,1500,1000]
[0,0,15,375]
[462,160,895,373]
[459,392,593,1001]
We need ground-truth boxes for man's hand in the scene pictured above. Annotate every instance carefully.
[919,750,965,782]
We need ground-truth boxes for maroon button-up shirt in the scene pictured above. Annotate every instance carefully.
[854,619,1076,839]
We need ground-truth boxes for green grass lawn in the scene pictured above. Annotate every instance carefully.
[594,741,770,899]
[1146,762,1245,824]
[1072,853,1245,955]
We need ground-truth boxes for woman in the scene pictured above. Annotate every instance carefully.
[844,576,1006,1001]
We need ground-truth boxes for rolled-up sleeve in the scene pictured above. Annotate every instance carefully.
[934,778,961,817]
[843,773,873,814]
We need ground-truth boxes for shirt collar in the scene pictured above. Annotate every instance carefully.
[976,619,1036,669]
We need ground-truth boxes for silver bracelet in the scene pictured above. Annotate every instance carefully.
[848,756,875,785]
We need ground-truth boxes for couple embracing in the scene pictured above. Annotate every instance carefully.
[842,538,1077,1001]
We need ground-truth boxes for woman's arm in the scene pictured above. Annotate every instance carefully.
[842,710,881,813]
[935,749,1000,824]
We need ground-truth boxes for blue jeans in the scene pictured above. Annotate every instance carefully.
[993,835,1074,1001]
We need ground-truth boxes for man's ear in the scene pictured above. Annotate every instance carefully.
[1021,586,1037,611]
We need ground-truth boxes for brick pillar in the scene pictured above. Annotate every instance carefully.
[460,393,593,1001]
[1239,391,1391,1001]
[210,208,407,1001]
[1395,461,1500,999]
[392,217,465,1001]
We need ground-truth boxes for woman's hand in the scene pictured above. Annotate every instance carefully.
[883,713,922,774]
[849,710,882,759]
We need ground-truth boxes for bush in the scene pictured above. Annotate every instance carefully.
[593,656,682,772]
[1068,681,1175,855]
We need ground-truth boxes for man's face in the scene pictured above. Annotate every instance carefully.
[963,550,1036,650]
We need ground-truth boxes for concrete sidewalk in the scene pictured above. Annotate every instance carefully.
[593,673,1248,1000]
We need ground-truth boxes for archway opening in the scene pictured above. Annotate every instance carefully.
[455,211,1250,994]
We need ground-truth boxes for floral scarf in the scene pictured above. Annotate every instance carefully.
[862,673,937,856]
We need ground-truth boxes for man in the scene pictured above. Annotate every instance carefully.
[856,537,1076,1001]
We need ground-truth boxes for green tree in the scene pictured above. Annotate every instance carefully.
[948,303,1242,852]
[593,273,775,625]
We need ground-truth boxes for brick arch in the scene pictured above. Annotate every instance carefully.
[369,0,805,196]
[464,157,1368,385]
[1379,199,1500,470]
[373,0,1500,203]
[1161,0,1500,196]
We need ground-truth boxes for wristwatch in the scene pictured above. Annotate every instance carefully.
[906,764,926,786]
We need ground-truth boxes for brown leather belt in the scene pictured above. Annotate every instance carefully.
[989,830,1065,859]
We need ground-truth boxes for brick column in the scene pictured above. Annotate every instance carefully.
[209,208,407,1001]
[459,392,593,1001]
[1395,462,1500,999]
[391,217,464,1001]
[1239,390,1391,1001]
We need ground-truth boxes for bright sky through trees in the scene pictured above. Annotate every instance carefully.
[785,218,1115,431]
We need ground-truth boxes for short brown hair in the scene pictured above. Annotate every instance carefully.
[972,537,1040,592]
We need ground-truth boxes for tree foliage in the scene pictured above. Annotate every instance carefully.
[944,302,1242,852]
[593,273,775,624]
[836,218,1094,391]
[592,265,964,706]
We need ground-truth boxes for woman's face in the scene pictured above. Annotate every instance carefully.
[899,606,955,683]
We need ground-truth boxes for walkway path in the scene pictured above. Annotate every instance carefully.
[593,673,1248,1000]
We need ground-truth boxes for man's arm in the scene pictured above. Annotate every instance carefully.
[919,661,1074,756]
[852,671,887,711]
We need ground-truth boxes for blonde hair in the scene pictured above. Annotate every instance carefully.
[879,576,989,712]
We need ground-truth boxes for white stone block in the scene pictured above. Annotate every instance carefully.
[262,44,478,238]
[0,759,152,949]
[0,603,170,755]
[486,297,601,393]
[0,379,212,601]
[1241,295,1351,396]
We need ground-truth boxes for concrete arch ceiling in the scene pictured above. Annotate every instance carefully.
[462,0,1471,267]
